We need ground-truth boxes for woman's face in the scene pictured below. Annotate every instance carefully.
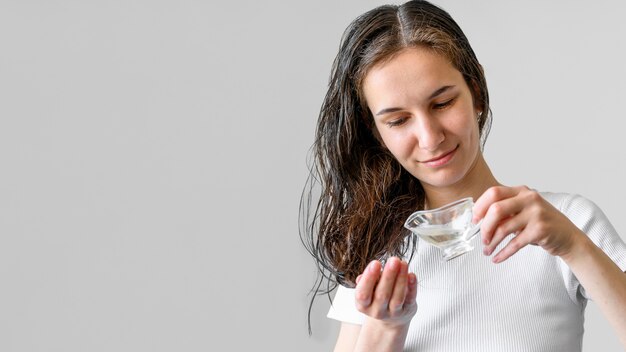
[362,47,481,190]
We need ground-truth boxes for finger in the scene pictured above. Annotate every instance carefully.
[492,230,530,263]
[355,260,381,309]
[388,261,408,312]
[483,214,526,256]
[355,275,363,285]
[371,257,400,310]
[480,194,526,245]
[404,273,418,313]
[473,185,527,224]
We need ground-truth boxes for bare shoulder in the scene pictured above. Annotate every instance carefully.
[333,322,361,352]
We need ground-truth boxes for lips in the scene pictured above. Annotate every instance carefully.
[420,146,458,167]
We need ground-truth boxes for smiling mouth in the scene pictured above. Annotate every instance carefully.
[420,146,458,165]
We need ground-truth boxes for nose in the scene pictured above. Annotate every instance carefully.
[414,116,445,151]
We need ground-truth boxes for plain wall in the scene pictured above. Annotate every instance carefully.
[1,0,625,351]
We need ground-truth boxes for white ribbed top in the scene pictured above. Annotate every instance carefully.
[328,192,626,351]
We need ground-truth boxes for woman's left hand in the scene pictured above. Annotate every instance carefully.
[472,185,584,263]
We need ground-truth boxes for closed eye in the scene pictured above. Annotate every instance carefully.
[433,98,455,110]
[385,117,408,127]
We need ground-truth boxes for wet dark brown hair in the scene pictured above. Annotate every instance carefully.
[299,0,492,332]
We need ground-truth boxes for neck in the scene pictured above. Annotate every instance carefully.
[422,152,500,209]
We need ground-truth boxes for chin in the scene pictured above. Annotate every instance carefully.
[414,168,467,188]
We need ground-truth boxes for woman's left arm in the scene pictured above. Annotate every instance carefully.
[473,186,626,347]
[560,233,626,347]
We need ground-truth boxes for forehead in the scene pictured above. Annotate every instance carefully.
[362,47,465,106]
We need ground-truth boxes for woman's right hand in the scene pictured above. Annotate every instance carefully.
[354,257,418,328]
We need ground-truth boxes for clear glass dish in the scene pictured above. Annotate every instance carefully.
[404,197,482,261]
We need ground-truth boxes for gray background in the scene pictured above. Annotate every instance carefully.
[1,0,625,351]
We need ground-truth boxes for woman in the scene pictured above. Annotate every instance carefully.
[300,0,626,351]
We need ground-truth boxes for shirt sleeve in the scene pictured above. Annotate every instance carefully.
[557,193,626,302]
[327,285,367,325]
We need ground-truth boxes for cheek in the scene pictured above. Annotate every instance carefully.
[380,131,415,159]
[455,111,480,142]
[469,114,481,141]
[462,118,481,158]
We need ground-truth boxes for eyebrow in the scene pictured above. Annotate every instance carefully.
[374,85,455,116]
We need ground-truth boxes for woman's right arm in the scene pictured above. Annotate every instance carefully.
[333,323,360,352]
[333,257,417,352]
